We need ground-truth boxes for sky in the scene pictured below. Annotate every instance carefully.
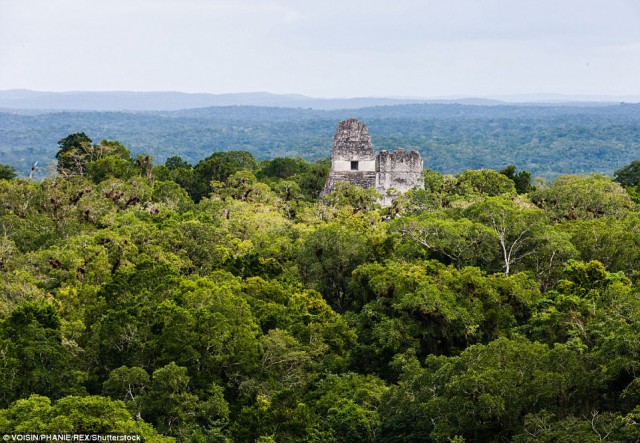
[1,0,640,98]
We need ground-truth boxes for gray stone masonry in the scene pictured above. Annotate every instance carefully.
[331,118,376,162]
[322,119,424,205]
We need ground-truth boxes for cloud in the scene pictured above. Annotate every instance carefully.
[276,0,640,49]
[0,0,639,96]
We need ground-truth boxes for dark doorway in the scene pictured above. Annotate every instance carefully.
[351,161,359,170]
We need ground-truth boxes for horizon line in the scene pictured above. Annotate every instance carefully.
[2,88,640,103]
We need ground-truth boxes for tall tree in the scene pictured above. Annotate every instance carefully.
[614,159,640,187]
[191,151,258,201]
[464,198,548,276]
[0,163,16,180]
[530,174,633,221]
[499,165,533,194]
[55,133,94,176]
[0,302,85,407]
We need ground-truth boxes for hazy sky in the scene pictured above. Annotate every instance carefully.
[1,0,640,98]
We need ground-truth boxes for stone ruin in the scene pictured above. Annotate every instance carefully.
[322,118,424,206]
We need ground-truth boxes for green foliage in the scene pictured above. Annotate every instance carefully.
[231,389,328,442]
[530,174,634,221]
[297,158,331,198]
[258,157,330,200]
[102,366,150,416]
[142,362,228,440]
[86,154,134,183]
[559,214,640,276]
[614,159,640,187]
[0,301,86,407]
[310,373,388,442]
[513,409,640,443]
[56,135,134,180]
[379,337,585,442]
[297,218,379,310]
[191,150,258,201]
[391,212,497,268]
[463,197,562,276]
[349,260,540,369]
[6,132,640,441]
[500,164,533,194]
[55,132,94,176]
[523,260,635,346]
[259,157,311,180]
[0,394,172,439]
[152,180,192,212]
[455,169,517,197]
[0,163,16,180]
[7,103,640,180]
[614,160,640,204]
[165,156,192,171]
[323,182,382,213]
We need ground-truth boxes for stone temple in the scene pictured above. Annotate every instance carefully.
[322,119,424,206]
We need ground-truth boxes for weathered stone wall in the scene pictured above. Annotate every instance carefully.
[375,148,424,206]
[332,160,376,172]
[377,148,423,173]
[323,119,377,196]
[331,119,376,162]
[376,148,424,191]
[322,119,424,204]
[323,171,377,195]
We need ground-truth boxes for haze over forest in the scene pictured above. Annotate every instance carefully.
[3,0,638,182]
[1,89,639,181]
[2,89,640,111]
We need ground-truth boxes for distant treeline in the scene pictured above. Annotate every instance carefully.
[1,103,640,179]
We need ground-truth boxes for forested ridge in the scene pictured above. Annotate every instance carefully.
[5,133,640,442]
[3,103,640,180]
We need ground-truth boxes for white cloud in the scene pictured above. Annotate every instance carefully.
[0,0,639,96]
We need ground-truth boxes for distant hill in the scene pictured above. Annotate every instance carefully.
[0,90,516,111]
[2,90,637,113]
[2,102,640,180]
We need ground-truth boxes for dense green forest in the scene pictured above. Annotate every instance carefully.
[5,132,640,441]
[2,103,640,180]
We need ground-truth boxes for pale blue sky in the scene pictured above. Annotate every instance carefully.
[1,0,640,98]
